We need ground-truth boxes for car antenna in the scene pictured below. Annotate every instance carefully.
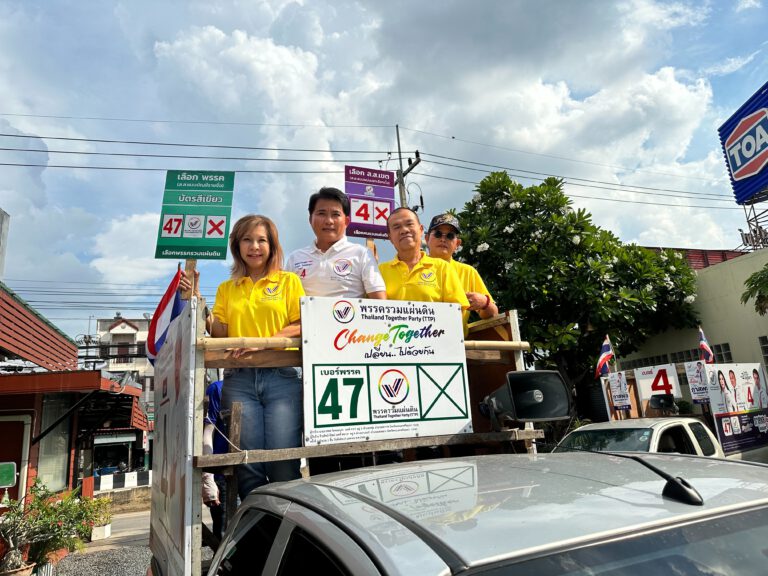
[536,441,704,506]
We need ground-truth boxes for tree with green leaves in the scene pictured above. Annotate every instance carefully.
[455,172,698,408]
[741,263,768,315]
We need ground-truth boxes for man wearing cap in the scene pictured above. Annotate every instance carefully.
[379,207,469,310]
[426,213,498,333]
[286,186,386,300]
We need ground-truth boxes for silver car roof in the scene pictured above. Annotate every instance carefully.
[253,453,768,572]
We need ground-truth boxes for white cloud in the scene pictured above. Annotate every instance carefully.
[91,213,180,283]
[703,51,760,76]
[736,0,761,11]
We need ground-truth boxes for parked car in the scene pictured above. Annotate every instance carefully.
[205,453,768,575]
[553,417,725,458]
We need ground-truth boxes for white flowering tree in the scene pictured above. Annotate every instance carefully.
[455,172,698,405]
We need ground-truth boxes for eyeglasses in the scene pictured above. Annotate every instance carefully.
[432,231,457,240]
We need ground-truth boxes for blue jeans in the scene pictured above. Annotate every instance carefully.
[221,367,303,499]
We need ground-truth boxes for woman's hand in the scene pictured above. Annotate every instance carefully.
[179,270,201,299]
[230,346,261,359]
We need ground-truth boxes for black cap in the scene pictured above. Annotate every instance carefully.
[428,214,461,234]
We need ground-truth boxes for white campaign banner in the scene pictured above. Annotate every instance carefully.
[150,300,196,576]
[608,371,631,410]
[684,361,711,404]
[301,296,472,446]
[634,363,682,407]
[706,363,768,454]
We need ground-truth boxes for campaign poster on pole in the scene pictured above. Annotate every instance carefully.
[301,296,472,446]
[608,371,631,410]
[706,363,768,454]
[684,361,711,404]
[150,302,196,576]
[344,165,395,240]
[634,364,682,415]
[155,170,234,260]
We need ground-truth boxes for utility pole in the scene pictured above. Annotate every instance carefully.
[395,124,421,207]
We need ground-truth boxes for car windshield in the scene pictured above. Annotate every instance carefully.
[555,428,652,452]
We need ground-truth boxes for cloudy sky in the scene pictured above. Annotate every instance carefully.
[0,0,765,339]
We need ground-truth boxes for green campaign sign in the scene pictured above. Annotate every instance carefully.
[155,170,235,260]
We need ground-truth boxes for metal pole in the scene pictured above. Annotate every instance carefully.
[396,125,407,207]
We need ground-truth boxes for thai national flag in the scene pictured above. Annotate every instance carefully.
[699,327,714,364]
[146,269,186,365]
[595,336,614,378]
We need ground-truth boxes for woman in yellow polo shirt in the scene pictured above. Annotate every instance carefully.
[211,214,305,499]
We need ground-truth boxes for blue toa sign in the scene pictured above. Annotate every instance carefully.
[719,81,768,205]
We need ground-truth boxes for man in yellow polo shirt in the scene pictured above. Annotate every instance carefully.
[380,207,469,310]
[426,213,498,334]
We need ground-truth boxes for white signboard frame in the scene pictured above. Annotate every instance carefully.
[150,299,199,576]
[301,296,472,446]
[634,363,682,416]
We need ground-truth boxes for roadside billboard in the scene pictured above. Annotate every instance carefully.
[344,165,395,239]
[706,363,768,454]
[155,170,235,260]
[718,81,768,205]
[634,364,682,416]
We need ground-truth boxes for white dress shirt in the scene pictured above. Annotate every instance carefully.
[286,236,385,298]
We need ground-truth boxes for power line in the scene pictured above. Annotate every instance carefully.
[0,162,344,173]
[0,146,392,164]
[412,172,741,210]
[421,153,732,199]
[401,125,724,184]
[0,112,394,129]
[0,132,402,155]
[422,159,733,203]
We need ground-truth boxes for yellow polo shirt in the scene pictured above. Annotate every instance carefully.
[450,259,494,333]
[212,271,304,338]
[379,252,469,308]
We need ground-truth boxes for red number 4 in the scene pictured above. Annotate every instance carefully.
[650,369,673,395]
[355,203,370,221]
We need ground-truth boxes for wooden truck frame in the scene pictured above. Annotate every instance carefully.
[148,297,540,576]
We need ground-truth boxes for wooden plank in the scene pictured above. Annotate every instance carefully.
[467,314,510,334]
[463,340,529,351]
[201,337,528,354]
[204,349,302,368]
[182,259,196,300]
[465,350,503,362]
[225,402,241,520]
[199,336,300,350]
[194,430,543,468]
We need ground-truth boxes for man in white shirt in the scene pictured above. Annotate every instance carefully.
[286,187,386,300]
[286,187,387,474]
